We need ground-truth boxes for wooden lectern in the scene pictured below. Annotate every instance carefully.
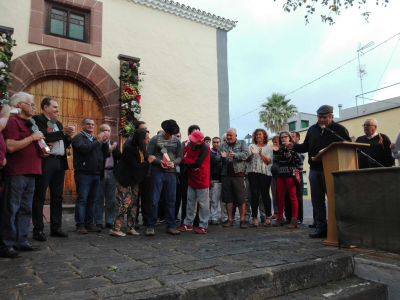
[312,141,369,246]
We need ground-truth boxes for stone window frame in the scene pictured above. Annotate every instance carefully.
[29,0,103,57]
[45,2,90,43]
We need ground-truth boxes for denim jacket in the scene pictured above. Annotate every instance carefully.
[217,139,250,175]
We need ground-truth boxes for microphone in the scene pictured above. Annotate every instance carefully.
[321,125,325,135]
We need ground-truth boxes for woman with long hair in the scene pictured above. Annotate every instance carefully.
[246,129,273,227]
[272,131,300,229]
[110,129,155,236]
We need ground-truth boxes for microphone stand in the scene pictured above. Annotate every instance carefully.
[324,127,384,168]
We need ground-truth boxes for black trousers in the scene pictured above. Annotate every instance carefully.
[247,172,272,218]
[32,156,66,233]
[284,173,304,222]
[136,176,150,225]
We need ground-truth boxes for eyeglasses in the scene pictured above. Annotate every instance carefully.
[21,102,35,107]
[281,135,290,139]
[362,124,375,127]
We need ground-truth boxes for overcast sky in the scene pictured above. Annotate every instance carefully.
[178,0,400,139]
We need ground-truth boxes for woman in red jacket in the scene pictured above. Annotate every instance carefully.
[178,131,211,234]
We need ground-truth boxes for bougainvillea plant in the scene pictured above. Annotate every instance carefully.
[0,31,16,107]
[119,61,145,137]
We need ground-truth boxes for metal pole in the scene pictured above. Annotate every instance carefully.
[357,50,365,106]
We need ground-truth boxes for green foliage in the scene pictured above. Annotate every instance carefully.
[276,0,389,25]
[258,93,298,134]
[108,265,118,271]
[122,123,135,138]
[119,60,145,137]
[0,31,16,106]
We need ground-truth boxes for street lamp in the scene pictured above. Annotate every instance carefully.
[244,134,251,145]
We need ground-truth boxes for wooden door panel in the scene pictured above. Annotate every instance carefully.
[24,76,104,204]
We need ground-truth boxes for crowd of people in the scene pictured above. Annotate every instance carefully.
[0,93,397,259]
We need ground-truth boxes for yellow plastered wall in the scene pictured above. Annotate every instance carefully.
[294,107,400,199]
[3,0,221,139]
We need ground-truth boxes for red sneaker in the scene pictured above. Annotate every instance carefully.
[195,228,208,234]
[178,225,193,231]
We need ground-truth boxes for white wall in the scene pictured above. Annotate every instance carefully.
[4,0,221,139]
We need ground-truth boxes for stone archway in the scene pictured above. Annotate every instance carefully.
[9,49,120,140]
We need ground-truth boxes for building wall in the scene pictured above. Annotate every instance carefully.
[287,112,318,132]
[294,107,400,199]
[3,0,223,139]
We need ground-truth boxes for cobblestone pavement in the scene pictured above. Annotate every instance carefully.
[0,215,364,300]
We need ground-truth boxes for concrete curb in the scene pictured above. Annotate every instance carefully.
[132,254,355,300]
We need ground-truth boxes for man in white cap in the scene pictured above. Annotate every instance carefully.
[178,131,211,234]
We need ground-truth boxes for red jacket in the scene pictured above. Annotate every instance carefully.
[183,142,210,189]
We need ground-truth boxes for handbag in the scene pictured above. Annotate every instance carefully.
[293,169,301,184]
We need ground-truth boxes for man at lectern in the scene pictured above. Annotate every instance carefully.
[283,105,351,239]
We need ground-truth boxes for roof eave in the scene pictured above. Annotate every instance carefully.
[128,0,238,32]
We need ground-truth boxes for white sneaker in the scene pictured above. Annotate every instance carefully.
[109,229,126,237]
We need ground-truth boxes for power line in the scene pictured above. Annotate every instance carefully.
[371,36,400,100]
[285,33,400,97]
[230,32,400,122]
[355,81,400,97]
[357,96,400,106]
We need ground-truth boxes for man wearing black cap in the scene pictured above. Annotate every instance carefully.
[146,120,182,236]
[284,105,351,238]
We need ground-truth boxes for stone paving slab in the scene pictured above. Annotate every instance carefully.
[0,215,374,299]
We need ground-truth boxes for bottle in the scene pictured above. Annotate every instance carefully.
[28,118,51,154]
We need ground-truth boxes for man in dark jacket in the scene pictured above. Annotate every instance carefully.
[209,137,223,224]
[284,105,351,238]
[32,97,75,241]
[72,117,109,234]
[94,124,121,229]
[356,118,394,169]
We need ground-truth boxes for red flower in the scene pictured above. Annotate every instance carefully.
[129,62,133,66]
[135,95,141,100]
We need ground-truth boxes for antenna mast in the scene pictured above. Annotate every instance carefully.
[357,41,374,105]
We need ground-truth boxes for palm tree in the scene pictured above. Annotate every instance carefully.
[258,93,298,134]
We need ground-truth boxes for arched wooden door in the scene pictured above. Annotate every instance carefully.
[24,76,103,204]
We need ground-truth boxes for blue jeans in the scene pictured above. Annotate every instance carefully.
[148,170,176,229]
[309,170,327,228]
[74,174,100,227]
[94,170,116,225]
[0,175,35,250]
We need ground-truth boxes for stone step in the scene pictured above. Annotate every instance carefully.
[127,254,357,300]
[270,276,388,300]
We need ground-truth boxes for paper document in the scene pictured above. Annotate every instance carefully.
[394,130,400,150]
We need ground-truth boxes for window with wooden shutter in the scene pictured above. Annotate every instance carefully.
[46,1,89,43]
